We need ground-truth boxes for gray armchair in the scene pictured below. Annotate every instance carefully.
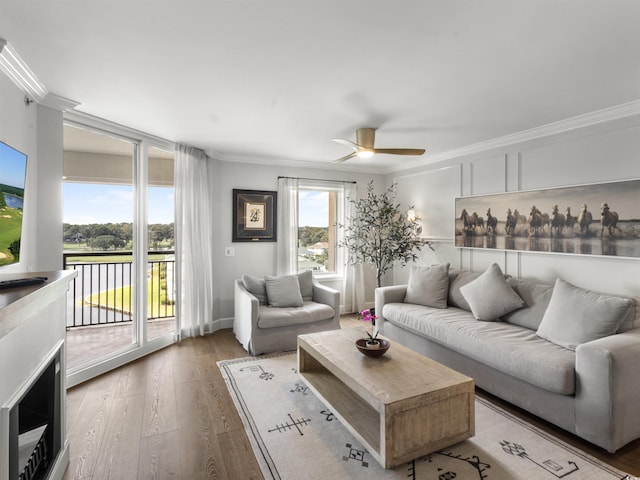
[233,273,341,355]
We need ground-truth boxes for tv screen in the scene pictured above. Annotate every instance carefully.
[0,141,27,267]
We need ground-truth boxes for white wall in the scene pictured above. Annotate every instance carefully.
[389,113,640,302]
[0,77,63,273]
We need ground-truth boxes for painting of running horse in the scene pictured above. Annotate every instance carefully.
[454,179,640,258]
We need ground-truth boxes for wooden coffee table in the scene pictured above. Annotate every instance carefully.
[297,328,474,468]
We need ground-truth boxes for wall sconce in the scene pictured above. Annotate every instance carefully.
[0,38,48,104]
[407,209,423,235]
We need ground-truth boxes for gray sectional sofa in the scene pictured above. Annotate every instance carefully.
[375,263,640,453]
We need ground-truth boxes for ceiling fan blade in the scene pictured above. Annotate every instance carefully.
[332,138,358,150]
[332,151,358,163]
[372,148,426,156]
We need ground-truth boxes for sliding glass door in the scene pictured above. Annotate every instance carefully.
[63,119,176,386]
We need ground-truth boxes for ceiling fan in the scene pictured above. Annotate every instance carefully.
[332,127,425,163]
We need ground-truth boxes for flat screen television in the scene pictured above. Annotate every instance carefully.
[0,140,27,268]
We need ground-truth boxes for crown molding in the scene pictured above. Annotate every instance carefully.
[41,93,80,111]
[389,100,640,174]
[0,38,48,103]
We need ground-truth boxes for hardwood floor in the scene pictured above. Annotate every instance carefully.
[63,316,640,479]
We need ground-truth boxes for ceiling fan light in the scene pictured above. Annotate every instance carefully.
[357,150,374,158]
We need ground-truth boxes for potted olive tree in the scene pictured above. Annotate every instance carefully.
[338,181,429,289]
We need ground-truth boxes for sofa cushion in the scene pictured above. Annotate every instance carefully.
[265,274,304,308]
[383,302,576,395]
[258,302,335,329]
[298,270,314,302]
[460,263,524,321]
[618,302,639,333]
[502,279,554,330]
[536,278,634,350]
[448,270,481,311]
[242,274,268,304]
[404,263,450,309]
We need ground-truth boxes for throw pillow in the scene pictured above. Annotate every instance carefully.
[404,263,450,309]
[459,263,524,321]
[241,274,268,304]
[501,279,554,330]
[298,270,314,302]
[536,278,634,350]
[265,274,304,308]
[447,270,481,311]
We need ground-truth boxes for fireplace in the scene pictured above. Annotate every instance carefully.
[7,345,62,480]
[0,271,76,480]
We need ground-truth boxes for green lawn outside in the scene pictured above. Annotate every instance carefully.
[64,245,170,264]
[85,263,174,317]
[0,207,23,266]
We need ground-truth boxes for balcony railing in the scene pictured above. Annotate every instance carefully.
[63,251,175,329]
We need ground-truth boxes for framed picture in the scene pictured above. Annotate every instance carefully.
[233,189,277,242]
[454,178,640,258]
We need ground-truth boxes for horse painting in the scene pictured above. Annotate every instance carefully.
[486,208,498,235]
[577,204,593,236]
[460,208,480,234]
[529,206,550,236]
[565,206,577,231]
[600,203,619,237]
[550,205,565,237]
[505,208,517,236]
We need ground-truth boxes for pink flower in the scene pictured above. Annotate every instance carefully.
[360,309,378,340]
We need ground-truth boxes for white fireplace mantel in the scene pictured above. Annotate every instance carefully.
[0,270,76,480]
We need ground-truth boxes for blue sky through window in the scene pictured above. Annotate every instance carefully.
[299,190,328,227]
[63,183,174,224]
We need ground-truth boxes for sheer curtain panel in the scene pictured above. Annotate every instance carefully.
[341,181,365,313]
[276,177,299,275]
[175,144,215,338]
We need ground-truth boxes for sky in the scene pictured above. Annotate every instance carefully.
[0,141,27,188]
[63,184,326,226]
[63,183,174,224]
[298,190,328,227]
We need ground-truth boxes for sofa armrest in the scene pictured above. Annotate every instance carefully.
[575,328,640,452]
[312,281,341,325]
[234,279,260,351]
[375,285,407,333]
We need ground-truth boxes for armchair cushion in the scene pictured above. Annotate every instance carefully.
[258,302,336,329]
[265,274,303,307]
[298,270,314,302]
[242,274,268,304]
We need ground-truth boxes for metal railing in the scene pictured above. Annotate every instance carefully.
[63,251,175,328]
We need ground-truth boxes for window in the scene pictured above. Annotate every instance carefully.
[298,187,337,273]
[277,178,354,278]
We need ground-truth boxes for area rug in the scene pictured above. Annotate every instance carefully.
[218,353,635,480]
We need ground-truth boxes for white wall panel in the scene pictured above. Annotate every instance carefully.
[394,164,462,240]
[469,154,507,195]
[519,125,640,190]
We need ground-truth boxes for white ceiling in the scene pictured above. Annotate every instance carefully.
[2,1,639,173]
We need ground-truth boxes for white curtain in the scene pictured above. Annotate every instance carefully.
[276,177,299,275]
[341,181,365,313]
[174,144,215,338]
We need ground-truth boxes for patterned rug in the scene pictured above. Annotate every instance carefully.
[218,353,635,480]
